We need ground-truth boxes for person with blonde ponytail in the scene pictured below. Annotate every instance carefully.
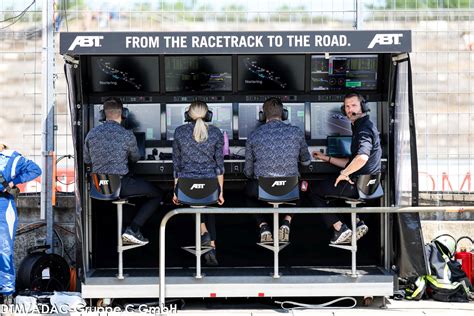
[172,101,225,266]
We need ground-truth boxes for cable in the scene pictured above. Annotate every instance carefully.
[0,0,36,23]
[275,297,358,310]
[0,0,36,30]
[55,155,75,186]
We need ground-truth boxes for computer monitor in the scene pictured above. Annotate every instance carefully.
[311,55,378,91]
[238,103,305,139]
[89,56,160,93]
[134,132,146,160]
[326,136,352,158]
[165,56,232,92]
[310,102,378,139]
[166,103,233,140]
[238,55,305,91]
[92,103,161,140]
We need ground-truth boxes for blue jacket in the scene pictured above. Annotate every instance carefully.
[0,150,41,194]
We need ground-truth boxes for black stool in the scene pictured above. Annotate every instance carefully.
[326,173,384,277]
[257,176,299,278]
[89,173,147,280]
[176,178,219,278]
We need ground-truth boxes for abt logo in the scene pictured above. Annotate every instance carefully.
[272,180,287,187]
[98,179,109,186]
[366,179,377,186]
[190,184,205,190]
[368,33,403,49]
[68,36,104,50]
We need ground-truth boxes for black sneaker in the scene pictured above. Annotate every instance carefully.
[201,232,212,247]
[122,227,149,246]
[330,224,352,244]
[203,248,218,266]
[356,220,369,240]
[279,220,291,242]
[259,224,273,243]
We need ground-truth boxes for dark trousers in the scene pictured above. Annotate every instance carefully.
[244,179,293,226]
[174,186,217,241]
[120,175,163,227]
[308,175,358,228]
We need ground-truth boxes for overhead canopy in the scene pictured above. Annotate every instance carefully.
[60,31,411,55]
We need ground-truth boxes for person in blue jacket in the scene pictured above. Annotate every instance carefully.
[0,143,41,297]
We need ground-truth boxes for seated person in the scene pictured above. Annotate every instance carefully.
[310,92,381,244]
[84,97,163,245]
[244,97,311,243]
[172,101,225,266]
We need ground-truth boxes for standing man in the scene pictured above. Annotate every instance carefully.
[84,97,162,245]
[244,97,311,243]
[0,143,41,298]
[311,92,381,244]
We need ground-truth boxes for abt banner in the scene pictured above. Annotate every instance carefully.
[60,31,411,55]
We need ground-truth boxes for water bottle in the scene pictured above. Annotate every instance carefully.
[223,131,230,156]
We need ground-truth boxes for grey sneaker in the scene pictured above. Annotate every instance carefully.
[259,224,273,243]
[330,224,352,244]
[122,227,149,246]
[279,220,291,243]
[356,220,369,241]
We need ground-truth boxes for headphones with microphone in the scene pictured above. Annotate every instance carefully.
[99,97,129,122]
[340,93,370,117]
[258,97,289,122]
[184,102,213,122]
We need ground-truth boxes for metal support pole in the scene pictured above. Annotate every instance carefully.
[273,209,280,278]
[195,213,202,279]
[41,0,56,251]
[117,203,124,280]
[354,0,362,30]
[351,210,357,278]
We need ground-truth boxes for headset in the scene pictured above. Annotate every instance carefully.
[258,97,289,122]
[340,92,370,117]
[99,97,129,122]
[184,108,213,122]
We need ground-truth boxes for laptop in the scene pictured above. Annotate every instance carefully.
[326,136,352,158]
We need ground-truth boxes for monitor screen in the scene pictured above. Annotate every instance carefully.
[89,56,160,93]
[311,55,378,91]
[238,103,305,139]
[166,103,233,140]
[92,103,161,140]
[165,56,232,92]
[310,102,378,139]
[238,55,305,91]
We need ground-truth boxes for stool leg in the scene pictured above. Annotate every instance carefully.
[350,207,357,278]
[117,203,124,280]
[273,207,280,279]
[195,212,202,279]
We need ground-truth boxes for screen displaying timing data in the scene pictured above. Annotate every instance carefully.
[93,103,161,140]
[89,56,160,93]
[311,55,378,91]
[165,56,232,92]
[166,103,233,140]
[238,103,305,139]
[310,102,378,139]
[238,55,305,92]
